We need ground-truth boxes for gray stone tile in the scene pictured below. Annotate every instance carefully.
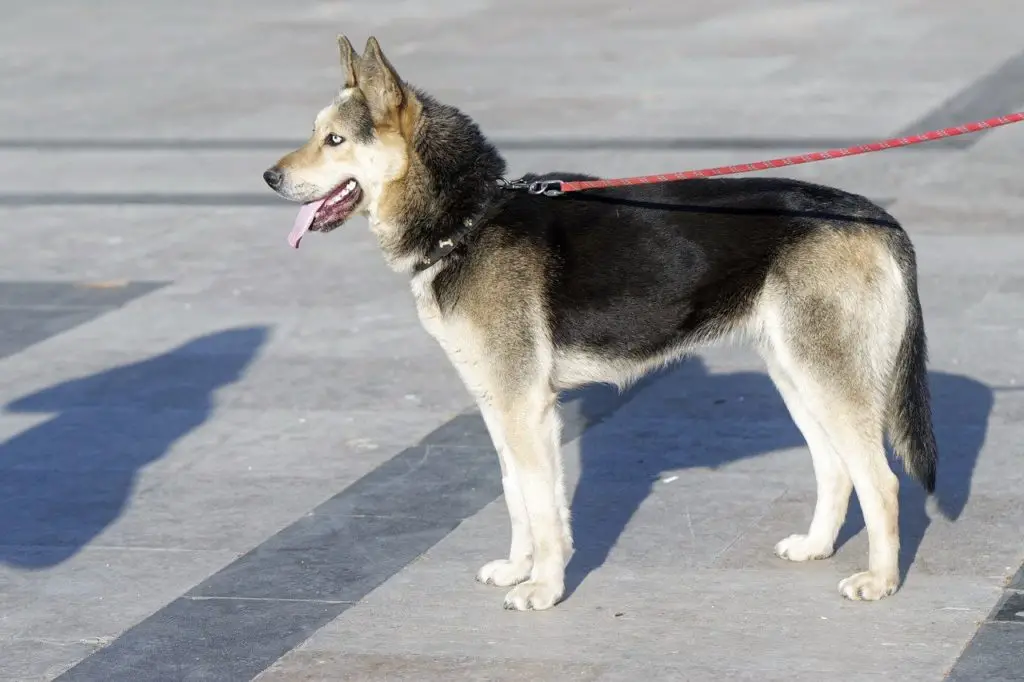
[89,473,343,552]
[595,665,892,682]
[0,280,164,309]
[36,287,432,360]
[54,597,347,682]
[562,416,808,485]
[0,281,166,362]
[219,355,477,413]
[0,406,212,473]
[0,468,367,558]
[0,403,466,481]
[567,474,788,575]
[0,471,146,565]
[164,407,468,478]
[992,590,1024,623]
[422,469,788,580]
[715,490,1024,582]
[190,513,473,602]
[946,623,1024,682]
[0,639,98,682]
[0,326,270,412]
[0,345,475,415]
[188,444,503,602]
[1009,564,1024,590]
[294,561,995,678]
[0,308,110,360]
[0,547,237,641]
[257,652,606,682]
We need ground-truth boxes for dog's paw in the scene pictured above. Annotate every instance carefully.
[502,579,564,611]
[774,534,834,562]
[838,571,898,601]
[476,559,531,587]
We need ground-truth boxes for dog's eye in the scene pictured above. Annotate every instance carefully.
[324,133,345,147]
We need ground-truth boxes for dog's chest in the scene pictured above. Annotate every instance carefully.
[411,278,493,402]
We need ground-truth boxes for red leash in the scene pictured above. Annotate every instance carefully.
[515,112,1024,196]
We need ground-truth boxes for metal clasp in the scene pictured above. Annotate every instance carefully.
[527,180,564,197]
[497,177,564,197]
[496,177,530,191]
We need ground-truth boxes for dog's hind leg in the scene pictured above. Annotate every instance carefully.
[763,316,900,599]
[811,392,898,600]
[476,403,534,588]
[763,348,853,562]
[759,230,910,600]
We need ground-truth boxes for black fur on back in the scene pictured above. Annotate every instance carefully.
[458,172,901,357]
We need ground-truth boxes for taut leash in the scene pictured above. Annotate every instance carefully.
[500,112,1024,197]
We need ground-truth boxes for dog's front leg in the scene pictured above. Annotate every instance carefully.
[475,403,534,587]
[493,387,567,611]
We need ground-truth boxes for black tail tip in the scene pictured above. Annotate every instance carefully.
[916,466,936,494]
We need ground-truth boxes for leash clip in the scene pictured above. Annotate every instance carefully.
[497,177,564,197]
[496,177,530,191]
[527,180,564,197]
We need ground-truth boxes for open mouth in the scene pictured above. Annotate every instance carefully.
[288,178,363,248]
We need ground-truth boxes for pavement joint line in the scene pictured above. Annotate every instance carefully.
[183,596,356,605]
[0,304,126,311]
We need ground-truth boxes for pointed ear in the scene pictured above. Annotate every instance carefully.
[337,35,358,88]
[357,36,405,121]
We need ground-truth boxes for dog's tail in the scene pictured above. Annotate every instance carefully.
[886,235,938,492]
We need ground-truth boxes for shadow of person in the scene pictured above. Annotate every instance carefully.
[564,356,993,596]
[0,327,269,569]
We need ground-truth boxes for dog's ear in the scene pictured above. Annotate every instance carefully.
[358,36,405,121]
[337,35,358,89]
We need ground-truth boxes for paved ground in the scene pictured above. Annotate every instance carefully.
[1,0,1023,680]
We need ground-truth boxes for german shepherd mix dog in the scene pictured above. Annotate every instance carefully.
[264,36,937,611]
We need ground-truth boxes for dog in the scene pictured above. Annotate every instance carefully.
[264,35,938,611]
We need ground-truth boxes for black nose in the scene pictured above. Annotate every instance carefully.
[263,167,283,190]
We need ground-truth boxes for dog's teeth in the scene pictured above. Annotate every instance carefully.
[327,181,357,205]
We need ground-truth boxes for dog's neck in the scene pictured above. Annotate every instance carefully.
[370,89,507,275]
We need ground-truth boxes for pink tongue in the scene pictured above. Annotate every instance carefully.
[288,198,326,249]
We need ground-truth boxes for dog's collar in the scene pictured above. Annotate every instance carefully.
[413,219,481,272]
[412,191,509,273]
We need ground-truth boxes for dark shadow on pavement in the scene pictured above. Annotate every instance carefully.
[0,327,269,569]
[565,357,992,597]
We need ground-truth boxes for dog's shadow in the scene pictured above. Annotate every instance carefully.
[563,357,992,596]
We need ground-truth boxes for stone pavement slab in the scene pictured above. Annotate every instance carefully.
[1,0,1023,680]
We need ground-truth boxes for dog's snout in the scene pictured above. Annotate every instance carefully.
[263,167,284,190]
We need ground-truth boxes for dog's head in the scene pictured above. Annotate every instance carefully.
[264,36,417,248]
